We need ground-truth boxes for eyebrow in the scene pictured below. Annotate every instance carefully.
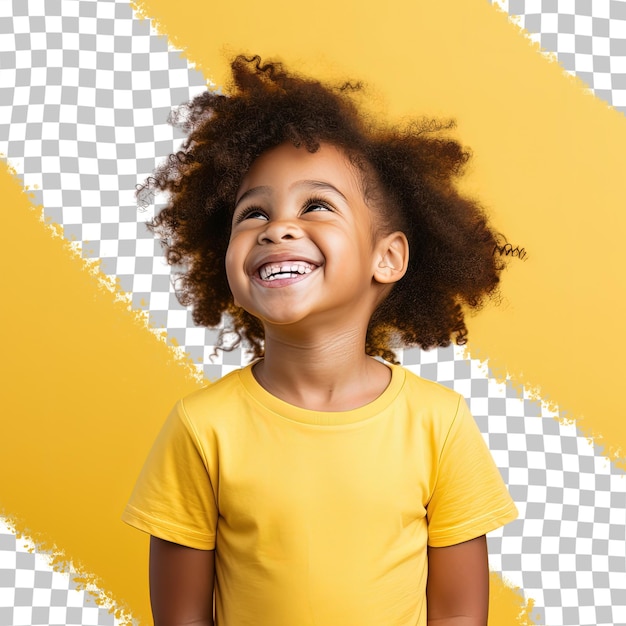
[234,185,272,209]
[234,180,349,209]
[293,180,349,203]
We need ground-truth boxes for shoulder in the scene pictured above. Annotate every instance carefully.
[183,367,246,403]
[396,365,464,415]
[390,365,471,447]
[175,366,251,429]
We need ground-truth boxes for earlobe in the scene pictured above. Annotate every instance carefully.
[374,232,409,285]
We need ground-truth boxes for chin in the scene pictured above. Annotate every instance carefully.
[259,315,307,327]
[253,310,316,330]
[242,302,312,327]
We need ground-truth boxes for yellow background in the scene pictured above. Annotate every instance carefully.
[2,0,625,623]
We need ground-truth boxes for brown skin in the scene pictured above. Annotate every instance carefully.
[225,143,407,410]
[427,536,489,625]
[149,537,215,626]
[149,144,489,625]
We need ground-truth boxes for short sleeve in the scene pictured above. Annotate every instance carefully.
[426,397,518,547]
[121,399,218,550]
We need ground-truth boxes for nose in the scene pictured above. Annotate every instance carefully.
[257,218,303,244]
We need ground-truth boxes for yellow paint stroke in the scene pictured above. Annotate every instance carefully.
[0,164,202,623]
[5,0,626,621]
[131,0,626,470]
[489,572,537,626]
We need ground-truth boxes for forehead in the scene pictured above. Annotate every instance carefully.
[237,142,364,198]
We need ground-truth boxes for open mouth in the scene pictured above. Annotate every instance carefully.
[258,261,316,281]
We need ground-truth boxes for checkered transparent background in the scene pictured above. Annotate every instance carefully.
[493,0,626,113]
[1,1,625,624]
[0,528,115,626]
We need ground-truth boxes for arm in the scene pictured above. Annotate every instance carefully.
[426,535,489,626]
[149,536,215,626]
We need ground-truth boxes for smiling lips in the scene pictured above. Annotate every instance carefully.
[257,261,316,282]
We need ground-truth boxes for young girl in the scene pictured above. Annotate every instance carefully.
[123,55,518,626]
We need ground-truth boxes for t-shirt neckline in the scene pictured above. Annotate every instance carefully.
[238,361,406,426]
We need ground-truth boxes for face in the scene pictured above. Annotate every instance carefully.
[225,142,386,330]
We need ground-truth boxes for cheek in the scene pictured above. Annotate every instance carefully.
[224,242,242,300]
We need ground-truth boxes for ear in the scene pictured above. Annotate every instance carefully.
[373,231,409,285]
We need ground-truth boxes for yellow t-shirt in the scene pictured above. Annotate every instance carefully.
[122,363,517,626]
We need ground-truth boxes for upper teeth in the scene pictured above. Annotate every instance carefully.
[259,262,314,280]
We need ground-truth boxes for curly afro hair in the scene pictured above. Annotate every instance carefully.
[139,54,506,363]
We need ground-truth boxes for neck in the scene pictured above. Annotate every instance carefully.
[253,325,391,411]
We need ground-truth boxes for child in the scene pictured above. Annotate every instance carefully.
[123,55,518,626]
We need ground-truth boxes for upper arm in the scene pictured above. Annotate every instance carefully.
[426,535,489,625]
[149,536,215,626]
